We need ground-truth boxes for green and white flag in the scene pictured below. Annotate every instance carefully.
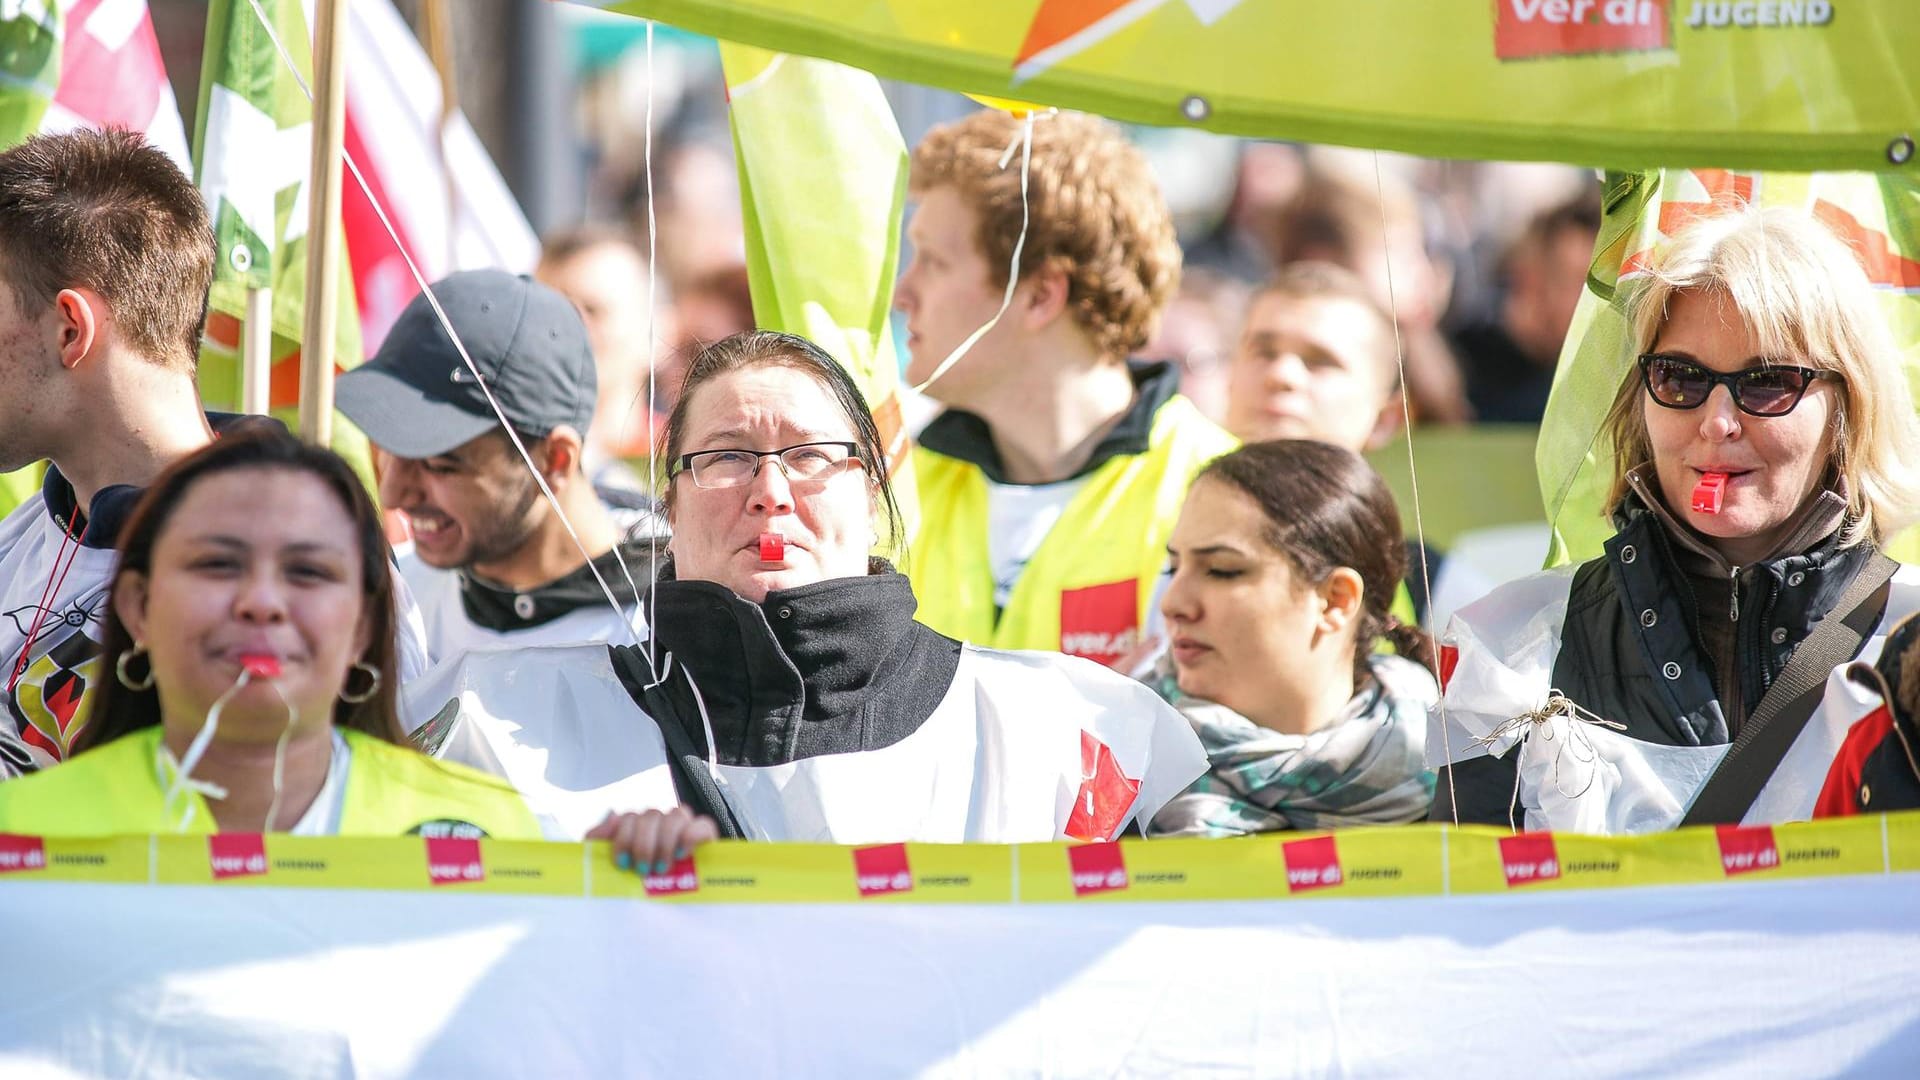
[191,0,367,465]
[0,3,61,146]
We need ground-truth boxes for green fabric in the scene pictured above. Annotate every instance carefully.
[191,0,371,487]
[721,43,918,541]
[1365,425,1545,551]
[0,463,42,520]
[613,1,1920,170]
[0,5,59,147]
[0,726,540,839]
[1541,168,1920,567]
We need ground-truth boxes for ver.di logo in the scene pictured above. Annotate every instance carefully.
[209,833,268,880]
[1495,0,1672,60]
[1715,824,1780,876]
[1067,841,1129,896]
[853,843,913,897]
[0,833,46,873]
[426,836,485,886]
[1281,835,1345,894]
[1499,834,1562,887]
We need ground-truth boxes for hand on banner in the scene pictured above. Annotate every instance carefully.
[588,806,719,876]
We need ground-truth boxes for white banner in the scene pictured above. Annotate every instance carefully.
[3,872,1918,1077]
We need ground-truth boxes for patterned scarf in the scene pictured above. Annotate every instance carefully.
[1144,653,1438,837]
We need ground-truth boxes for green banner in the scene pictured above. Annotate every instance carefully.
[606,0,1920,172]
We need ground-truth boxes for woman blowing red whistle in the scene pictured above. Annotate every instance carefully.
[402,331,1207,849]
[0,433,681,873]
[1430,206,1920,834]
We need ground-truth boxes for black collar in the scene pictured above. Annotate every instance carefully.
[917,359,1180,484]
[456,540,653,631]
[42,412,284,548]
[621,567,961,767]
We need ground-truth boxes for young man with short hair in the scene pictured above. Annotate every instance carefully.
[337,271,657,666]
[1224,261,1403,452]
[0,129,234,775]
[896,109,1235,669]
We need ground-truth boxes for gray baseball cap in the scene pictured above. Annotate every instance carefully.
[336,269,597,459]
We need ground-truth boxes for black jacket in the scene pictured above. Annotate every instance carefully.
[1435,477,1873,826]
[608,567,961,836]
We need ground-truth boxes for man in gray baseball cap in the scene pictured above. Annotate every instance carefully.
[339,270,657,668]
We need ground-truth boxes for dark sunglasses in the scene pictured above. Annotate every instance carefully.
[1637,354,1835,417]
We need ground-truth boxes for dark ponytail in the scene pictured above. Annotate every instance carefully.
[1379,614,1437,674]
[1194,439,1436,681]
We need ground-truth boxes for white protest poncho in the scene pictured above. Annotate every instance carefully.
[680,645,1203,844]
[403,644,680,839]
[1431,563,1920,833]
[402,574,1206,843]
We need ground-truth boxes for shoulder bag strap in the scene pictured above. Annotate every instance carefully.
[1680,552,1898,827]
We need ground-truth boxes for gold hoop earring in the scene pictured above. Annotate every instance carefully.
[115,644,155,691]
[340,661,381,704]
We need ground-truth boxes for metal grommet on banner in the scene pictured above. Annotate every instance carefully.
[1180,95,1211,123]
[229,244,252,273]
[1889,135,1916,166]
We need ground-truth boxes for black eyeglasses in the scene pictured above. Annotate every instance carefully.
[671,441,863,489]
[1638,354,1835,417]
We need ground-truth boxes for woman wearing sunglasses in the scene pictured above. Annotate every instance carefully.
[1432,207,1920,834]
[406,331,1205,846]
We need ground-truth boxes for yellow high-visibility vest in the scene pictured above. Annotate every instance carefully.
[0,726,541,839]
[908,395,1235,666]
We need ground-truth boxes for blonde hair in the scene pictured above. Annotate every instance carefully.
[909,109,1179,358]
[1602,205,1920,547]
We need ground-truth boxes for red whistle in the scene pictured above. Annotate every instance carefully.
[1691,472,1728,515]
[239,653,282,679]
[758,532,785,563]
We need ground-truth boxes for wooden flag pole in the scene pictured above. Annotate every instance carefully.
[241,286,273,415]
[421,0,461,267]
[298,0,350,446]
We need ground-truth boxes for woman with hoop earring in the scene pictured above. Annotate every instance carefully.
[0,432,693,862]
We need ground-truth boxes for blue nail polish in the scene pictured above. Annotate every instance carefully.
[672,847,688,862]
[614,851,631,871]
[653,860,670,875]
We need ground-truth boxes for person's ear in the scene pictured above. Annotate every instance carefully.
[53,289,100,371]
[1020,259,1071,331]
[113,571,151,646]
[1363,389,1406,452]
[541,426,585,485]
[1315,567,1365,639]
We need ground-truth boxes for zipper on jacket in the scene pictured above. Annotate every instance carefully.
[1729,565,1742,624]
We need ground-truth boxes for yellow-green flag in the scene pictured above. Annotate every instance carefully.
[720,43,918,541]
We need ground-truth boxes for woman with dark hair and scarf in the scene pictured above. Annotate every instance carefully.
[1147,440,1438,836]
[406,331,1205,850]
